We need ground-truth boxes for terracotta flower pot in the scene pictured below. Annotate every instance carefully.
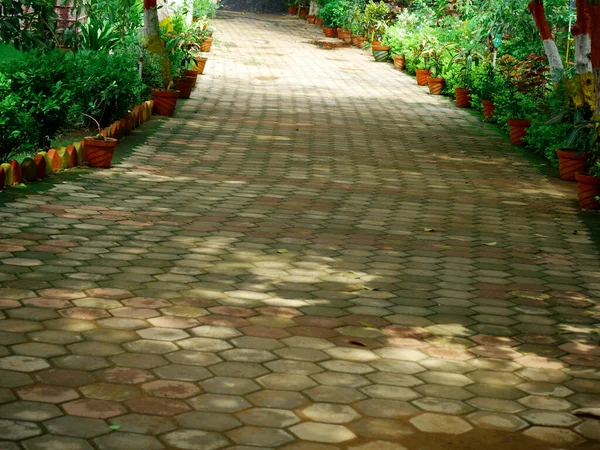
[355,36,366,49]
[575,173,600,209]
[482,99,495,122]
[323,27,337,38]
[300,8,308,19]
[372,45,390,62]
[307,15,315,24]
[288,6,298,15]
[556,149,590,181]
[152,89,180,116]
[340,29,352,43]
[392,54,405,70]
[186,69,199,87]
[174,76,196,99]
[507,119,531,147]
[201,37,213,52]
[455,88,471,108]
[427,77,445,95]
[85,137,117,169]
[415,68,431,86]
[316,17,323,27]
[195,56,208,74]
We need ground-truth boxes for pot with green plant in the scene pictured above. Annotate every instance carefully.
[452,46,481,108]
[573,118,599,208]
[286,0,299,15]
[318,0,345,38]
[424,42,455,95]
[471,60,497,121]
[549,109,594,181]
[83,114,118,169]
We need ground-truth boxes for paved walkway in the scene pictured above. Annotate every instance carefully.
[1,12,600,450]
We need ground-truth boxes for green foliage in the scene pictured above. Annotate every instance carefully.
[0,0,59,51]
[363,1,391,41]
[193,0,220,19]
[0,72,38,162]
[76,20,121,51]
[318,0,351,28]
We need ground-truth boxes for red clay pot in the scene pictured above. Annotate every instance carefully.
[186,69,199,87]
[307,15,315,24]
[575,172,600,209]
[355,36,366,49]
[316,17,323,27]
[455,88,471,108]
[507,119,531,147]
[195,56,208,74]
[340,29,352,43]
[201,37,213,52]
[323,27,337,38]
[415,68,431,86]
[288,6,298,14]
[85,137,117,168]
[427,77,445,95]
[482,100,495,122]
[299,8,308,19]
[175,76,196,99]
[392,54,406,70]
[152,89,180,116]
[556,149,590,181]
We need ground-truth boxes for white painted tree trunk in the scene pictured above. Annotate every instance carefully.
[144,7,160,38]
[574,33,593,74]
[542,39,564,83]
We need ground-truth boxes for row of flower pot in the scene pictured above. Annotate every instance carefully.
[403,69,600,210]
[295,11,600,211]
[0,48,211,195]
[0,100,155,192]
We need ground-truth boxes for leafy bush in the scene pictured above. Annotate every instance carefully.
[68,47,146,127]
[0,73,39,163]
[318,0,351,28]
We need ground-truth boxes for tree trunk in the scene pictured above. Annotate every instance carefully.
[144,0,170,88]
[528,0,564,83]
[588,1,600,117]
[571,0,595,111]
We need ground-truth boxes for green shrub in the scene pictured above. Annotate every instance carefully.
[0,73,39,163]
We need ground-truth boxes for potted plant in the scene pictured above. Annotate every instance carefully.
[471,59,497,121]
[83,114,117,169]
[555,110,596,181]
[451,45,481,108]
[286,0,299,15]
[573,116,600,208]
[318,0,345,38]
[424,43,455,95]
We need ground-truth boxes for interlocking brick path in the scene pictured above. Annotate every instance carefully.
[0,12,599,450]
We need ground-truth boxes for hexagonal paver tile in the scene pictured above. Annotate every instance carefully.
[126,397,191,416]
[257,373,316,391]
[409,413,473,434]
[290,422,356,443]
[227,426,294,447]
[98,367,155,384]
[153,364,211,382]
[23,435,94,450]
[63,399,126,419]
[236,408,300,427]
[350,417,415,440]
[16,385,79,403]
[200,377,260,395]
[246,390,308,409]
[80,383,141,402]
[188,394,251,413]
[44,416,111,438]
[162,430,230,449]
[519,410,581,427]
[107,414,176,435]
[0,419,42,440]
[305,386,366,404]
[0,401,62,421]
[94,432,165,450]
[141,380,201,399]
[348,441,408,450]
[523,426,586,446]
[467,411,528,431]
[175,411,242,431]
[325,347,379,362]
[301,403,360,423]
[0,356,50,372]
